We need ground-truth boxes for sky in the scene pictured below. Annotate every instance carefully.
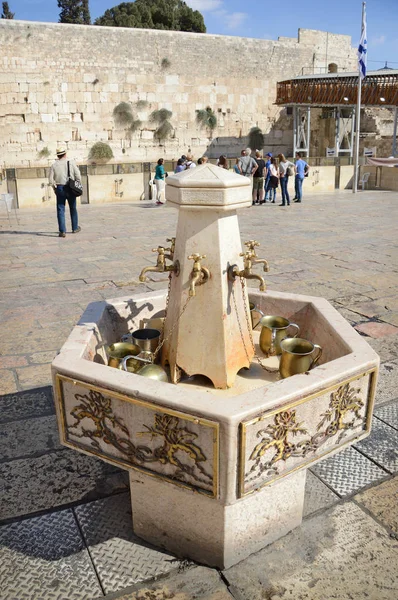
[5,0,398,69]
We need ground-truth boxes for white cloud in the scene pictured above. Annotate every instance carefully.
[224,12,248,30]
[372,35,386,46]
[185,0,223,11]
[186,1,248,32]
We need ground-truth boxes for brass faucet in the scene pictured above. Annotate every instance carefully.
[244,239,269,272]
[188,254,210,297]
[165,237,176,260]
[244,240,260,256]
[228,251,266,291]
[139,246,180,282]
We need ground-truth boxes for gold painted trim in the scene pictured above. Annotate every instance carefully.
[238,367,378,498]
[55,373,219,499]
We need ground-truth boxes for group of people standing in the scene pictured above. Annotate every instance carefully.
[153,149,309,206]
[235,148,310,206]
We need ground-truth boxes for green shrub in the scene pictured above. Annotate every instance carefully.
[154,121,173,142]
[161,57,171,69]
[248,127,265,151]
[113,102,134,127]
[37,147,50,159]
[150,108,172,124]
[89,142,114,160]
[196,107,217,131]
[136,100,148,110]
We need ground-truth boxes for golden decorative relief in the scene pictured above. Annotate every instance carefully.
[63,385,214,492]
[245,379,368,487]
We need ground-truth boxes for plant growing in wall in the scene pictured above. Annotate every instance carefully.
[136,100,149,110]
[248,127,265,151]
[161,57,171,70]
[113,102,142,136]
[196,106,217,138]
[150,108,173,143]
[37,147,50,159]
[88,142,114,161]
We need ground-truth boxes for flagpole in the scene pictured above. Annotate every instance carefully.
[353,1,366,194]
[353,73,362,193]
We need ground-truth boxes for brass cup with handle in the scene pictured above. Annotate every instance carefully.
[249,302,265,329]
[279,337,323,379]
[259,316,300,357]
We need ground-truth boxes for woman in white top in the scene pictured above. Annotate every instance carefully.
[268,157,279,203]
[277,153,295,206]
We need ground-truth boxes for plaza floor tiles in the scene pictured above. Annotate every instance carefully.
[0,509,102,600]
[374,401,398,431]
[354,418,398,474]
[74,493,181,595]
[310,446,387,497]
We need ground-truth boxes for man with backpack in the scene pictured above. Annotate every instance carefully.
[238,148,258,179]
[293,152,310,203]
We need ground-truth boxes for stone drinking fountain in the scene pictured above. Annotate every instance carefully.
[52,164,379,569]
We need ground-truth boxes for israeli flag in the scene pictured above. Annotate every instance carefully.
[358,3,367,79]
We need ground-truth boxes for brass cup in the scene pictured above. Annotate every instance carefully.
[120,351,153,373]
[249,302,265,329]
[259,316,300,356]
[132,328,161,353]
[279,337,323,379]
[106,342,141,368]
[137,363,169,382]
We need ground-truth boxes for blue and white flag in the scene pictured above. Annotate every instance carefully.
[358,2,367,79]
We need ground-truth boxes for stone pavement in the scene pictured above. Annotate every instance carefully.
[0,190,397,599]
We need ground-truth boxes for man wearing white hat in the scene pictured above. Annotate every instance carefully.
[49,146,82,237]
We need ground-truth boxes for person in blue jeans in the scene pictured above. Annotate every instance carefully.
[277,153,295,206]
[49,146,82,237]
[264,152,272,201]
[294,152,309,203]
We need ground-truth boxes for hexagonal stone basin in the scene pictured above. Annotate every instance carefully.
[52,287,379,568]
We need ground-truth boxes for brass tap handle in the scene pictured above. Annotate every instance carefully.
[188,254,209,296]
[244,240,260,254]
[166,237,176,255]
[188,253,207,266]
[152,246,166,267]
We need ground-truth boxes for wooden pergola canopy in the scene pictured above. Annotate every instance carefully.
[276,70,398,107]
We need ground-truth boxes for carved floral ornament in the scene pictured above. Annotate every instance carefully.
[240,372,376,496]
[56,376,218,497]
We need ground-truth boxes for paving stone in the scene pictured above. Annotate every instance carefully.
[310,446,387,497]
[0,369,18,394]
[0,415,63,462]
[355,476,398,535]
[0,386,55,423]
[27,349,58,364]
[355,419,398,473]
[223,502,398,600]
[379,311,398,327]
[104,566,231,600]
[303,471,339,518]
[0,355,29,368]
[16,363,52,390]
[75,493,180,594]
[0,449,128,521]
[367,334,398,362]
[374,401,398,430]
[0,509,102,600]
[374,360,398,406]
[355,321,398,338]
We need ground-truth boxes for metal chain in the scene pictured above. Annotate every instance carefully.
[231,283,252,365]
[152,276,192,361]
[239,277,279,374]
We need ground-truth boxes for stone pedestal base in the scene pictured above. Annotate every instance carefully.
[129,469,306,569]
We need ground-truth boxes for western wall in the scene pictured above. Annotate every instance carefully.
[0,19,360,167]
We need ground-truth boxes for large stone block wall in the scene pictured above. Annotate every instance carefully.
[0,20,357,167]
